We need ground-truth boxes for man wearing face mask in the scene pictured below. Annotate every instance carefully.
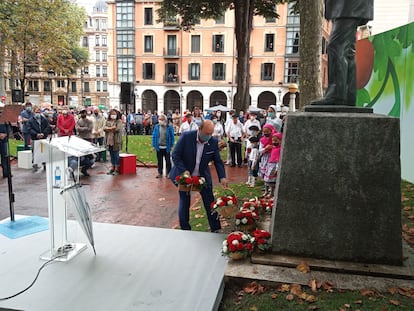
[169,120,228,232]
[75,109,93,142]
[20,102,34,150]
[152,114,175,178]
[57,109,76,137]
[27,106,51,171]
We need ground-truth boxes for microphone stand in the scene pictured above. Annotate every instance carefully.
[5,122,15,221]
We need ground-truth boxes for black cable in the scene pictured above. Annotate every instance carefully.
[0,254,65,301]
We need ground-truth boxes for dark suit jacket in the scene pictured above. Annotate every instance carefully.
[28,116,51,140]
[325,0,374,24]
[169,130,226,186]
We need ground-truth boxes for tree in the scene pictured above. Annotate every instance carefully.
[0,0,87,101]
[157,0,288,113]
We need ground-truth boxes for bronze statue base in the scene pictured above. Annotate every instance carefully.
[304,105,373,113]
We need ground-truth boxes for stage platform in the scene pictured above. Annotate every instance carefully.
[0,219,227,311]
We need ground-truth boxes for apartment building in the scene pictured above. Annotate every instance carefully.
[106,1,329,113]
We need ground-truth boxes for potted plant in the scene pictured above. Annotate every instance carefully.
[222,231,254,260]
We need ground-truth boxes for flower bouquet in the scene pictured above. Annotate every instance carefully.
[242,198,260,214]
[251,229,272,253]
[211,193,238,218]
[258,198,274,214]
[175,172,206,192]
[222,231,254,260]
[235,208,259,232]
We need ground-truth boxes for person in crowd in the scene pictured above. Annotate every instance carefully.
[215,110,223,125]
[166,110,173,125]
[224,109,236,165]
[152,113,175,178]
[246,136,260,188]
[169,120,228,232]
[57,109,76,137]
[134,109,144,135]
[92,108,106,161]
[192,106,204,127]
[243,111,261,163]
[266,105,282,132]
[238,110,245,124]
[127,110,135,135]
[143,110,152,135]
[263,132,282,198]
[0,122,11,178]
[28,105,51,171]
[226,114,245,168]
[151,110,159,131]
[68,155,95,177]
[172,109,181,135]
[179,112,198,134]
[44,108,57,136]
[258,123,275,180]
[20,102,33,150]
[104,109,123,175]
[212,116,224,141]
[75,109,93,142]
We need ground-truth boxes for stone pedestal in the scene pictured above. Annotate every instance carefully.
[270,112,402,265]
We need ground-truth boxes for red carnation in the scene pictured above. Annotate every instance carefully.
[175,176,180,182]
[192,176,200,185]
[185,177,192,184]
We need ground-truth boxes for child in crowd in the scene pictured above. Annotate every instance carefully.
[263,132,282,198]
[258,124,275,179]
[247,136,260,187]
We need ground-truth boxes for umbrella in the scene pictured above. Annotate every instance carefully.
[61,183,96,255]
[248,105,262,113]
[209,104,231,112]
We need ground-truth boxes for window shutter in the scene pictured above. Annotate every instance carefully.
[271,63,275,81]
[261,64,264,80]
[188,64,191,80]
[151,64,155,79]
[212,64,215,80]
[143,64,146,79]
[223,64,226,80]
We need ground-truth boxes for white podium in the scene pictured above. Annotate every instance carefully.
[37,136,105,261]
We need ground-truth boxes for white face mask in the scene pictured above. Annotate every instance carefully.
[159,120,167,126]
[110,114,117,120]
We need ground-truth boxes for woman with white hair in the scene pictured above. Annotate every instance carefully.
[152,113,175,178]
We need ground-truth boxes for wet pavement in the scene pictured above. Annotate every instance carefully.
[0,158,248,228]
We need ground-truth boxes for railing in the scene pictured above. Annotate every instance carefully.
[163,48,180,58]
[164,74,180,83]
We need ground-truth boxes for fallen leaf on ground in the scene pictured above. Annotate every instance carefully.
[290,284,303,297]
[194,214,204,218]
[195,223,202,227]
[279,284,290,292]
[271,293,278,299]
[243,281,265,295]
[360,289,376,297]
[308,279,317,292]
[286,294,295,301]
[297,261,310,273]
[398,287,414,298]
[306,295,317,303]
[403,206,412,211]
[354,299,363,304]
[389,299,400,306]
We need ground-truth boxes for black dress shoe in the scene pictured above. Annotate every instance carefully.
[81,171,90,177]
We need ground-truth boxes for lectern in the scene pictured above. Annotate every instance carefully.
[38,136,104,261]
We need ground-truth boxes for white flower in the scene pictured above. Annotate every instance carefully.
[199,178,204,184]
[241,218,248,224]
[232,240,239,246]
[222,246,228,253]
[249,198,255,202]
[235,219,241,225]
[223,240,228,246]
[242,234,248,241]
[227,200,233,206]
[250,237,255,243]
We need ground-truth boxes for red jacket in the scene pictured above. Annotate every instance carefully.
[57,114,76,136]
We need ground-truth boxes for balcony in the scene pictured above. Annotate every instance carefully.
[163,48,180,58]
[163,18,179,30]
[164,74,180,84]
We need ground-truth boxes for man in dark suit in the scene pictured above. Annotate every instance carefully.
[312,0,374,106]
[0,123,11,178]
[169,120,228,232]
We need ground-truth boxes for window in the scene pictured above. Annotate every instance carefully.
[103,81,108,92]
[144,35,153,53]
[117,58,134,82]
[261,63,275,81]
[96,81,101,92]
[84,82,90,92]
[213,35,224,52]
[82,36,88,47]
[212,63,226,80]
[102,52,107,61]
[167,35,177,55]
[165,63,178,82]
[191,35,200,53]
[57,80,65,88]
[117,31,134,55]
[188,63,200,80]
[95,35,100,46]
[215,14,225,24]
[28,80,39,92]
[286,27,300,55]
[44,81,51,92]
[95,19,100,30]
[96,66,101,77]
[102,35,107,46]
[144,8,153,25]
[71,81,77,92]
[96,51,100,62]
[143,63,155,80]
[287,2,300,25]
[101,19,107,31]
[102,66,108,77]
[116,2,134,28]
[265,34,274,52]
[285,61,299,83]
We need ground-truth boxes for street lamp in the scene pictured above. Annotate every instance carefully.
[47,69,55,106]
[288,83,298,112]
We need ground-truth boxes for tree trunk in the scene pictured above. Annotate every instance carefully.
[299,0,323,108]
[233,0,254,114]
